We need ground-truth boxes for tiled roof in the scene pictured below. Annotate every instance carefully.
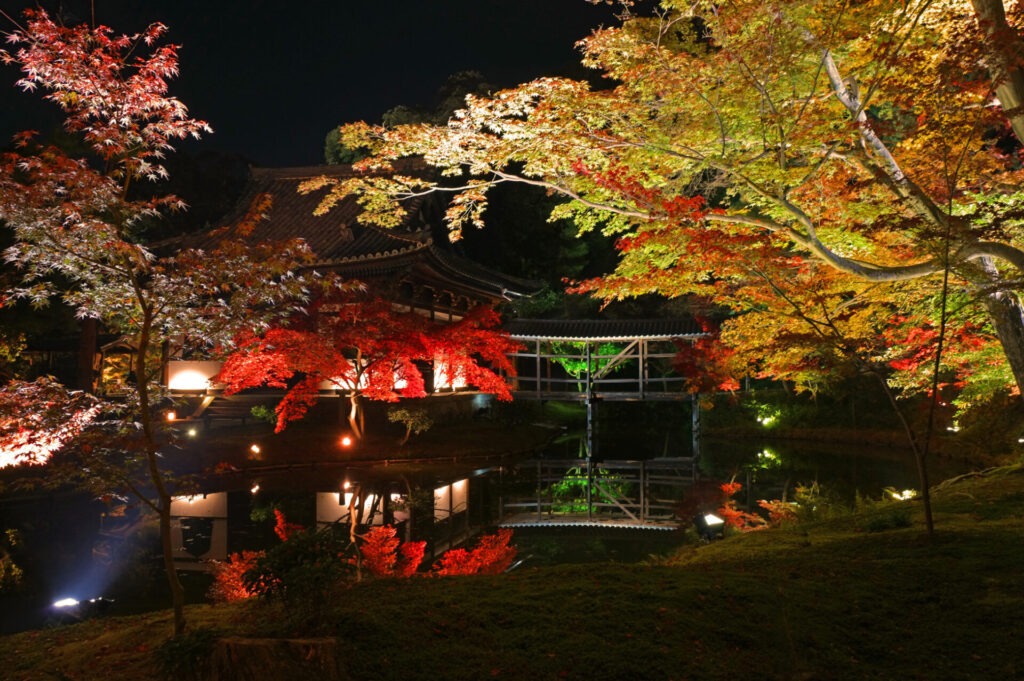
[184,162,541,300]
[506,318,706,340]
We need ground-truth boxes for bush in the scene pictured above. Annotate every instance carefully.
[243,527,352,602]
[153,627,220,681]
[866,509,912,533]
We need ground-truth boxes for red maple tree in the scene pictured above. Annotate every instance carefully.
[217,294,521,437]
[360,525,426,578]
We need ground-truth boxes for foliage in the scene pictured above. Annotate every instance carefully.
[433,528,517,576]
[387,407,433,446]
[248,404,277,425]
[549,341,628,382]
[243,527,352,602]
[866,509,913,533]
[207,551,261,603]
[218,295,520,437]
[0,528,24,593]
[322,0,1024,407]
[716,482,767,532]
[272,508,303,542]
[152,627,220,681]
[360,525,426,578]
[0,8,315,634]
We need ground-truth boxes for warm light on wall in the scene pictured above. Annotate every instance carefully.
[166,361,223,391]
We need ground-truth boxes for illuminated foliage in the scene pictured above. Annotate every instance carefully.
[434,529,517,576]
[319,0,1024,403]
[218,295,520,438]
[360,525,426,578]
[0,9,315,635]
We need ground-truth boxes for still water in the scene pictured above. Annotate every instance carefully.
[0,438,971,633]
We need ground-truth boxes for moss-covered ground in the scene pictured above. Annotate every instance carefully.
[3,465,1023,681]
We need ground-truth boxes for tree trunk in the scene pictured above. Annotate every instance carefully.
[983,289,1024,391]
[136,318,187,636]
[348,392,363,440]
[970,0,1024,145]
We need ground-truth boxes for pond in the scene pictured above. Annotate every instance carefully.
[0,437,973,634]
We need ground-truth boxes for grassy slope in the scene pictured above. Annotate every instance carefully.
[4,466,1023,681]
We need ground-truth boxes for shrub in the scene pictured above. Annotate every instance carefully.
[243,526,352,601]
[153,627,220,681]
[435,529,517,575]
[866,510,912,533]
[208,550,262,602]
[361,525,426,578]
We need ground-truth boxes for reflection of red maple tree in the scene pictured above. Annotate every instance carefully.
[217,294,521,437]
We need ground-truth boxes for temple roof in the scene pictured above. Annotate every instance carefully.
[196,162,540,302]
[506,318,705,341]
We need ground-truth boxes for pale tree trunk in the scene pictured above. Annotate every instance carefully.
[971,0,1024,145]
[983,291,1024,390]
[969,1,1024,391]
[348,391,364,440]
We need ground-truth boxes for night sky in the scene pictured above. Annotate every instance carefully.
[0,0,619,167]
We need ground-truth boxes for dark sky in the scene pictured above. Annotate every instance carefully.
[0,0,619,167]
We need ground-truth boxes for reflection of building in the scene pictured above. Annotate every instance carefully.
[167,467,494,571]
[169,493,229,571]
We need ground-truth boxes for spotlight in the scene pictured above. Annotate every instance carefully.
[249,444,261,455]
[340,435,353,447]
[187,428,197,437]
[52,597,79,608]
[693,512,726,541]
[250,483,260,494]
[166,411,176,422]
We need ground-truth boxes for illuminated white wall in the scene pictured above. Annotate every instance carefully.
[167,360,223,391]
[433,358,468,391]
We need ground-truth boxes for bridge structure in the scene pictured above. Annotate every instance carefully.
[500,319,708,528]
[498,456,698,530]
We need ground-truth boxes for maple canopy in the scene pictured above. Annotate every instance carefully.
[0,9,317,634]
[318,0,1024,406]
[217,295,520,437]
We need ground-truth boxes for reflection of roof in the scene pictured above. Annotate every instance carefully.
[192,162,540,301]
[507,318,705,341]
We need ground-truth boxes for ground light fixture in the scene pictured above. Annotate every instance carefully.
[53,597,79,608]
[693,512,726,541]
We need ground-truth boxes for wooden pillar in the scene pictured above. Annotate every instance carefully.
[535,339,541,398]
[638,339,646,399]
[639,460,646,524]
[536,460,542,521]
[586,458,593,522]
[691,393,702,461]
